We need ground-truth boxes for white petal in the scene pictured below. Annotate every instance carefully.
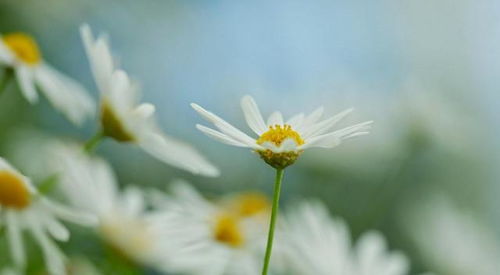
[44,216,70,242]
[280,138,300,152]
[29,222,66,275]
[261,138,299,153]
[80,24,114,94]
[40,198,98,227]
[34,64,95,125]
[15,66,38,103]
[296,106,324,132]
[0,39,15,64]
[6,211,25,267]
[267,111,284,126]
[196,124,249,147]
[169,181,215,212]
[356,231,410,275]
[122,187,145,216]
[106,69,138,113]
[301,121,372,149]
[301,108,353,139]
[139,132,220,177]
[286,113,305,128]
[191,103,257,147]
[133,103,155,119]
[240,95,267,135]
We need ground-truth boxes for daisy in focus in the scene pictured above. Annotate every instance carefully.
[281,201,409,275]
[50,143,175,272]
[192,95,372,274]
[79,24,219,177]
[151,181,271,275]
[192,95,372,169]
[0,32,94,125]
[0,157,97,275]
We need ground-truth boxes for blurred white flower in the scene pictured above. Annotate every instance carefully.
[0,157,97,275]
[192,95,372,169]
[0,267,20,275]
[281,201,410,275]
[407,197,500,275]
[151,181,270,275]
[0,32,95,125]
[395,79,481,153]
[79,24,219,177]
[66,258,102,275]
[50,143,174,272]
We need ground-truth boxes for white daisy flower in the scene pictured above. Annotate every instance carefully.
[192,95,372,169]
[151,181,270,275]
[79,24,219,177]
[50,143,174,272]
[406,197,500,275]
[0,267,20,275]
[0,32,94,125]
[281,201,409,275]
[0,157,97,275]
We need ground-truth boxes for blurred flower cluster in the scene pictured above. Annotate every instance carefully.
[0,1,499,275]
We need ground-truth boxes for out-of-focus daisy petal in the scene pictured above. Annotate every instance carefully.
[0,39,15,64]
[34,63,95,125]
[139,132,220,177]
[14,66,38,103]
[40,198,98,226]
[80,24,114,93]
[43,214,70,242]
[6,212,25,267]
[29,221,66,275]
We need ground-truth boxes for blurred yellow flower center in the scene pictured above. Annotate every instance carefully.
[0,171,31,209]
[257,125,304,147]
[234,193,270,217]
[101,217,152,259]
[3,33,41,65]
[213,215,244,247]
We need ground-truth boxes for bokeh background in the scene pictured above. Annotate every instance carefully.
[0,0,499,274]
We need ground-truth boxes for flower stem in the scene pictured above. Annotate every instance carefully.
[84,131,105,153]
[261,168,284,275]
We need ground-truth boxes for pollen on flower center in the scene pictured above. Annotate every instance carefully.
[0,171,31,209]
[3,33,41,65]
[256,124,304,147]
[213,215,244,247]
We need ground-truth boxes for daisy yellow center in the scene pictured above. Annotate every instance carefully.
[101,217,152,259]
[3,33,41,65]
[256,124,304,147]
[234,193,270,217]
[0,171,31,209]
[213,215,244,248]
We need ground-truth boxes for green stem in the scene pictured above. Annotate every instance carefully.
[84,131,105,153]
[262,168,284,275]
